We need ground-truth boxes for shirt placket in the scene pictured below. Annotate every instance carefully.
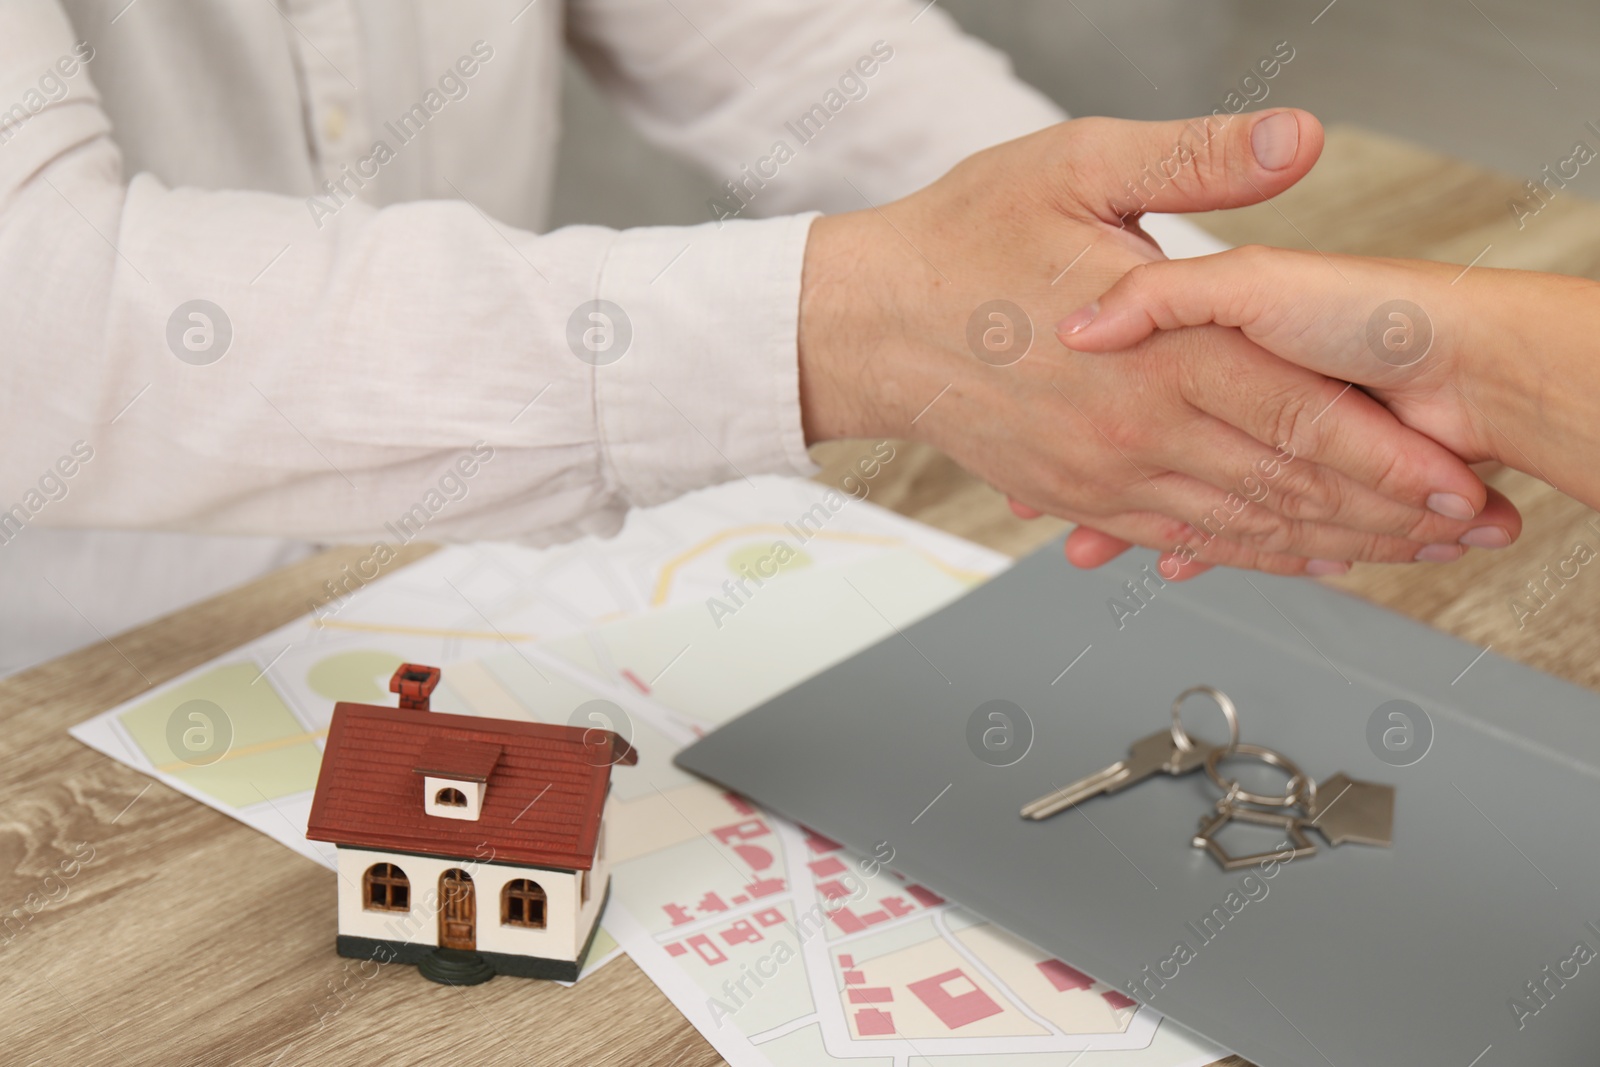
[281,0,373,194]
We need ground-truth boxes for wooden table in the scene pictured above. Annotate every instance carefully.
[5,126,1598,1066]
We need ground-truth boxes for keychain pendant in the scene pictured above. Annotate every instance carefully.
[1304,772,1396,848]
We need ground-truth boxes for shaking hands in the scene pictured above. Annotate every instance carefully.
[798,107,1522,578]
[1061,244,1600,565]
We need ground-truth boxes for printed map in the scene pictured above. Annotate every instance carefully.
[71,477,1223,1065]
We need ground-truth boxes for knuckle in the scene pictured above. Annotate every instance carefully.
[1116,420,1162,459]
[1194,539,1304,577]
[1190,503,1278,552]
[1237,514,1297,555]
[1398,511,1452,544]
[1194,540,1251,570]
[1270,464,1344,523]
[1259,521,1300,556]
[1102,403,1161,456]
[1229,244,1277,273]
[1212,498,1274,539]
[1267,385,1323,459]
[1192,534,1307,576]
[1120,260,1159,298]
[1178,500,1231,544]
[1361,532,1422,564]
[1364,447,1412,499]
[1150,514,1199,549]
[1158,345,1207,408]
[1171,127,1229,203]
[1267,487,1317,523]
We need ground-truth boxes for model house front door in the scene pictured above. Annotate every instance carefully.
[439,869,476,950]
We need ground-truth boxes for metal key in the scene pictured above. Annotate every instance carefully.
[1021,730,1219,821]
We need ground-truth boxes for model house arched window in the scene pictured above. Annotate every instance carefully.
[363,862,410,911]
[435,787,467,807]
[502,879,547,928]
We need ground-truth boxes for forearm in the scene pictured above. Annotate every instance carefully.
[7,174,819,541]
[2,17,821,540]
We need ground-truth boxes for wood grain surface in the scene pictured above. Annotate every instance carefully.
[4,126,1596,1067]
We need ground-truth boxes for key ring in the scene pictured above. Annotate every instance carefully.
[1204,742,1308,809]
[1169,686,1241,754]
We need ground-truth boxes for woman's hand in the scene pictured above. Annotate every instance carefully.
[1054,246,1586,571]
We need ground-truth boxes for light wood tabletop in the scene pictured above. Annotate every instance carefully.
[5,125,1597,1067]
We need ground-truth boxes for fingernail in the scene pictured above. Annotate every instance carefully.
[1305,559,1351,577]
[1251,112,1300,171]
[1426,492,1477,520]
[1460,526,1512,549]
[1056,302,1099,337]
[1415,544,1463,563]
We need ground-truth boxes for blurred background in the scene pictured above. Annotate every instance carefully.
[8,0,1596,678]
[550,0,1600,228]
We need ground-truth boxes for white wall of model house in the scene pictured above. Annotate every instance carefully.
[422,775,486,820]
[333,798,614,961]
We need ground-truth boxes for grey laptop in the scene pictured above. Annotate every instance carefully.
[677,538,1600,1066]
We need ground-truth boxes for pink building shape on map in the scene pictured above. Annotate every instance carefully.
[907,968,1004,1030]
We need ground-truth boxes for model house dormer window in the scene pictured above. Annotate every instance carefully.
[414,738,502,821]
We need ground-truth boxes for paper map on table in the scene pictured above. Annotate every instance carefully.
[70,476,1223,1065]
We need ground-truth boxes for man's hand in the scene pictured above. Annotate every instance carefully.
[797,109,1518,577]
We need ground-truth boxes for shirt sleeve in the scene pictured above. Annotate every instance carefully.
[566,0,1068,214]
[0,2,818,546]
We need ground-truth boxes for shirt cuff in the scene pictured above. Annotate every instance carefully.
[594,213,820,507]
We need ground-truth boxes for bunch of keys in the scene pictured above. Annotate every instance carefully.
[1191,741,1395,869]
[1020,686,1395,871]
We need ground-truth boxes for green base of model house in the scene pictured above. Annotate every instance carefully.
[336,883,611,985]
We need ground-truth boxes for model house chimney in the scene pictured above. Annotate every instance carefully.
[390,663,442,710]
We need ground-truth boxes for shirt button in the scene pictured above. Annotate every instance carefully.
[323,106,347,142]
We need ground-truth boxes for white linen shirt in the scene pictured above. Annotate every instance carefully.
[0,0,1064,671]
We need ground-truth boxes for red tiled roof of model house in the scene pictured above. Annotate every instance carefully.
[307,701,637,870]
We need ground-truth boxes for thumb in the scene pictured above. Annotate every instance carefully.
[1061,109,1324,222]
[1054,249,1268,352]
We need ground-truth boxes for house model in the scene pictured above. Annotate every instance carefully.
[306,663,637,984]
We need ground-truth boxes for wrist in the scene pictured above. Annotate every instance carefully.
[1371,265,1522,468]
[1452,270,1596,474]
[1433,272,1506,464]
[797,210,960,444]
[797,212,886,443]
